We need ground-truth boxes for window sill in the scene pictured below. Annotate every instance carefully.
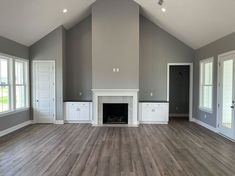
[0,107,30,118]
[199,107,213,114]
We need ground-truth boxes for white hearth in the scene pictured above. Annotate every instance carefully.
[92,89,139,126]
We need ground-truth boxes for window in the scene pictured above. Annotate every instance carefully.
[0,54,29,115]
[199,58,213,112]
[15,60,28,109]
[0,57,10,112]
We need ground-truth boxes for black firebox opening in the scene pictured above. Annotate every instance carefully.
[103,103,128,124]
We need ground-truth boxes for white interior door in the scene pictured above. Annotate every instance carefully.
[218,53,235,139]
[33,61,55,123]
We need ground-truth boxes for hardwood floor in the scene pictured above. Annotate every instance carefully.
[1,120,235,176]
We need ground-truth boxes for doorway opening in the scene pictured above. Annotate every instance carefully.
[167,63,193,122]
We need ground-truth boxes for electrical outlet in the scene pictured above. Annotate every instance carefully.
[150,92,153,96]
[79,92,82,96]
[204,114,207,119]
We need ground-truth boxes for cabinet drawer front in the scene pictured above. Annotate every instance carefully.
[68,102,89,108]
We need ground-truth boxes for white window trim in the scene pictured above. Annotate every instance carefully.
[199,57,214,113]
[0,52,29,116]
[14,59,29,109]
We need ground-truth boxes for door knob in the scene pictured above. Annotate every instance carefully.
[36,100,39,102]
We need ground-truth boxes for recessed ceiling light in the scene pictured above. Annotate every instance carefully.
[161,7,166,12]
[63,9,68,14]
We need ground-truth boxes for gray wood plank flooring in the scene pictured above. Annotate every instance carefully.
[1,120,235,176]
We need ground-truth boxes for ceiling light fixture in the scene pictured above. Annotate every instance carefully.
[158,0,166,12]
[63,9,68,14]
[161,7,166,12]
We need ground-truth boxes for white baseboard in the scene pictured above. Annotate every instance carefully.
[139,121,168,124]
[64,120,91,124]
[54,120,64,125]
[0,120,33,137]
[192,118,218,133]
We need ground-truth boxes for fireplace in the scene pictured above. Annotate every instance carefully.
[92,89,139,126]
[103,103,128,124]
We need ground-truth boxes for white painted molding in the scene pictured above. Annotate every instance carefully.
[92,89,139,126]
[0,120,33,137]
[64,120,91,124]
[139,121,168,124]
[192,118,235,143]
[192,118,218,133]
[92,89,139,92]
[54,120,64,125]
[167,63,193,122]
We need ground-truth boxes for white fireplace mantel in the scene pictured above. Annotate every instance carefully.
[92,89,139,126]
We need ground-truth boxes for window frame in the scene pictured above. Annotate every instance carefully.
[199,57,214,113]
[0,53,29,117]
[14,59,29,110]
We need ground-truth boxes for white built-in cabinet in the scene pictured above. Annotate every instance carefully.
[64,102,92,123]
[64,101,169,124]
[139,102,169,124]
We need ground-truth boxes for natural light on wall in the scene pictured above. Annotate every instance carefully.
[0,54,29,114]
[199,58,213,112]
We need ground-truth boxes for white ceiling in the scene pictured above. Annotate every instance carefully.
[135,0,235,49]
[0,0,235,49]
[0,0,95,46]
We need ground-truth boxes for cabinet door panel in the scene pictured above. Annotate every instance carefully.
[141,104,151,121]
[68,106,79,120]
[140,103,169,122]
[78,106,90,121]
[155,104,168,121]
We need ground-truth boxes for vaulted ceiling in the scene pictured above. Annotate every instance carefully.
[0,0,235,49]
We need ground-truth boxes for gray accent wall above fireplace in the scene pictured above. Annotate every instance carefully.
[92,0,139,89]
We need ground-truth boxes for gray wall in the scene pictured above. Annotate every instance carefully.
[194,32,235,127]
[139,16,194,101]
[92,0,139,89]
[30,26,65,120]
[169,66,189,114]
[66,16,92,101]
[0,36,30,131]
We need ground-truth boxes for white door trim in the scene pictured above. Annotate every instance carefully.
[167,63,193,122]
[217,50,235,139]
[32,60,56,123]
